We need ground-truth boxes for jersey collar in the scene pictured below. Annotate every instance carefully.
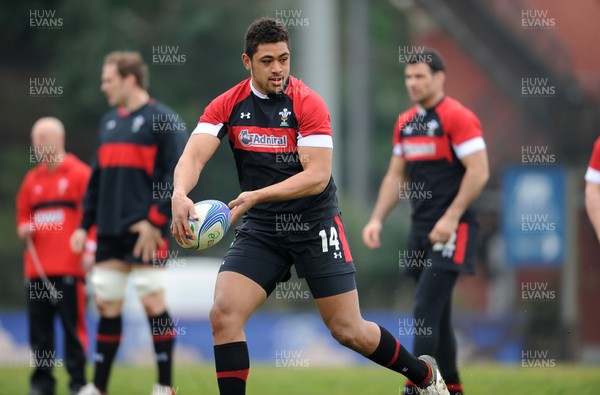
[250,80,269,99]
[417,95,446,113]
[249,78,291,99]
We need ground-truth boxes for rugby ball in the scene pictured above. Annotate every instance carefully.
[179,200,232,250]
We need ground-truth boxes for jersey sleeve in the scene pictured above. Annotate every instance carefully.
[16,172,33,230]
[585,137,600,184]
[447,108,486,159]
[392,115,403,157]
[149,110,188,228]
[295,92,333,148]
[193,93,231,140]
[81,151,99,231]
[75,160,97,252]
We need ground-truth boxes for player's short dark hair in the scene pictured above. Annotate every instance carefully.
[104,51,149,90]
[244,17,291,59]
[407,49,446,74]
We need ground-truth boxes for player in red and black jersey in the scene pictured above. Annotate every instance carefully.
[363,49,489,395]
[585,137,600,242]
[171,18,449,395]
[17,117,94,395]
[72,52,186,395]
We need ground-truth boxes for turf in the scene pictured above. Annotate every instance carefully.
[2,363,599,395]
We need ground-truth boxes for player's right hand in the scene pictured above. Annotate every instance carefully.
[70,228,87,254]
[171,191,197,247]
[362,220,382,249]
[17,223,34,242]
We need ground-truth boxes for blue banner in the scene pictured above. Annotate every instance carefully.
[502,166,566,266]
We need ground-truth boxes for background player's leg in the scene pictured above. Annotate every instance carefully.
[89,260,130,393]
[411,267,457,360]
[210,271,267,395]
[135,267,174,391]
[55,276,87,394]
[28,278,57,395]
[314,287,434,388]
[407,267,457,394]
[437,298,462,395]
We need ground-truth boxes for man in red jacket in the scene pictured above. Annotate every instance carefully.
[16,117,96,395]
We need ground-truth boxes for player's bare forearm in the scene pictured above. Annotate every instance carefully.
[227,147,331,224]
[585,182,600,241]
[369,155,406,224]
[253,146,332,203]
[172,133,220,196]
[230,146,331,211]
[443,150,489,221]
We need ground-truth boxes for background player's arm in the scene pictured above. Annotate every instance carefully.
[171,133,221,245]
[585,181,600,243]
[228,145,332,223]
[146,112,188,228]
[128,113,187,262]
[71,153,99,253]
[429,149,489,244]
[362,155,406,249]
[16,174,33,242]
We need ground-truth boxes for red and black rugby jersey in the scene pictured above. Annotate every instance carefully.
[193,76,339,224]
[16,154,94,279]
[585,137,600,184]
[393,96,486,227]
[81,100,187,236]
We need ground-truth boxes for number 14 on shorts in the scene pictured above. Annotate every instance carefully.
[319,227,342,258]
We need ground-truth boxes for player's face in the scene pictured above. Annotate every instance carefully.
[243,42,290,95]
[101,63,128,107]
[405,63,444,106]
[31,126,63,163]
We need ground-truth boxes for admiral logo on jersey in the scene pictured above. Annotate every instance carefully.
[238,129,288,148]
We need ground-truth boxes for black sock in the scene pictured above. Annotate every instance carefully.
[149,311,175,387]
[93,316,122,392]
[444,372,463,394]
[366,325,429,386]
[214,341,249,395]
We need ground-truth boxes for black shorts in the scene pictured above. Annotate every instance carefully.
[221,214,357,299]
[96,233,170,265]
[403,221,478,276]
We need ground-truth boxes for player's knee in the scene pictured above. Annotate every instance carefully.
[133,268,165,298]
[329,322,359,349]
[209,304,226,332]
[140,290,166,316]
[95,296,122,317]
[91,267,128,302]
[209,303,239,334]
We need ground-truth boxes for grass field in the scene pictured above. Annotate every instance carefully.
[2,363,600,395]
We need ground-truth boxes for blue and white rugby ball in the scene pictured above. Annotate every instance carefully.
[183,200,232,250]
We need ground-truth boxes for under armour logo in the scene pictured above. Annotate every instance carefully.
[333,252,342,259]
[240,112,251,119]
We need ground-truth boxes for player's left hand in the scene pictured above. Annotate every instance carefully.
[129,220,165,263]
[428,214,459,245]
[228,191,259,224]
[81,252,95,272]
